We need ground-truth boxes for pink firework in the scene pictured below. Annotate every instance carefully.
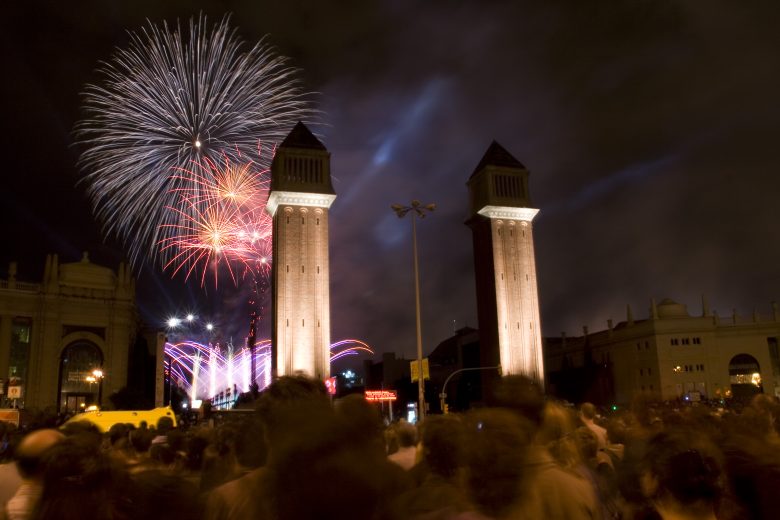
[160,152,273,286]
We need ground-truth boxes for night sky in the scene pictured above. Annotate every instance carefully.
[2,1,779,363]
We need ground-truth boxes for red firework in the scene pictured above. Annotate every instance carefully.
[160,152,273,286]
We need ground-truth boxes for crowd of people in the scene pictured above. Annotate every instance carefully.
[2,375,780,519]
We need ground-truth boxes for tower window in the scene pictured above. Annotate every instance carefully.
[286,265,289,273]
[317,266,320,274]
[317,218,320,225]
[302,319,305,327]
[301,266,305,273]
[302,217,305,224]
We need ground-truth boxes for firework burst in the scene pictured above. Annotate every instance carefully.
[76,14,315,268]
[160,154,273,286]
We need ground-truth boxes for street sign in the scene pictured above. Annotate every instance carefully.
[410,358,430,382]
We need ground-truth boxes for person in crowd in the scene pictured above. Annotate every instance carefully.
[204,374,329,520]
[387,420,418,471]
[31,434,132,520]
[580,402,608,450]
[639,429,726,520]
[394,414,469,518]
[0,425,23,512]
[3,429,63,520]
[489,375,599,519]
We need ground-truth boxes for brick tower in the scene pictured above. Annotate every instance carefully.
[467,141,544,384]
[266,122,336,378]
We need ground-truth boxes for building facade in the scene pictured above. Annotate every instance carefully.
[0,253,136,413]
[544,298,780,405]
[267,122,336,379]
[466,141,545,383]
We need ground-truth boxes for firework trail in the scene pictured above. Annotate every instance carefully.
[76,14,315,268]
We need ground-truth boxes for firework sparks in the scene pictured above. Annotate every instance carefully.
[161,154,273,285]
[76,14,315,268]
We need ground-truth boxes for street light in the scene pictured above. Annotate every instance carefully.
[391,200,435,421]
[92,368,104,408]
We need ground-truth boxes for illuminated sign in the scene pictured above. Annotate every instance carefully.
[365,390,397,402]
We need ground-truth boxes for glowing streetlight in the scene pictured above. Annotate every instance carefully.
[167,317,181,328]
[391,200,435,421]
[186,314,195,322]
[206,323,214,331]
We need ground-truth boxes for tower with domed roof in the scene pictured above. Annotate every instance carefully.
[266,122,336,379]
[467,141,545,384]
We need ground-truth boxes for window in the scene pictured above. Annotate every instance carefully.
[640,368,644,376]
[671,338,679,346]
[693,337,701,345]
[637,343,641,351]
[682,338,690,345]
[645,341,650,350]
[648,368,652,376]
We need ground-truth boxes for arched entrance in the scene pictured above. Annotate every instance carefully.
[58,341,104,414]
[729,353,763,401]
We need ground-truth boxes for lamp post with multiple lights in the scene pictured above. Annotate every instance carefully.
[391,200,435,421]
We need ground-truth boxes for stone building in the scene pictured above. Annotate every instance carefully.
[0,253,136,413]
[544,297,780,405]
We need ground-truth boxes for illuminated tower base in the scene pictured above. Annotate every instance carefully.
[267,123,336,379]
[467,142,544,383]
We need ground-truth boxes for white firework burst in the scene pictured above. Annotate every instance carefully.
[76,14,316,268]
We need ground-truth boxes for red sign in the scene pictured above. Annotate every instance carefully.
[324,377,337,395]
[365,390,397,402]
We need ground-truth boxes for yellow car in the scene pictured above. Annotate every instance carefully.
[63,406,177,433]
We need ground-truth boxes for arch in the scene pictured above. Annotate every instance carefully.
[728,353,762,400]
[58,339,104,414]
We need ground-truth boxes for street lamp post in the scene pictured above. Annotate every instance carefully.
[391,200,435,421]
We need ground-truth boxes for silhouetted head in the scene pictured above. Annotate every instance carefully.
[394,421,417,448]
[580,402,597,420]
[419,414,464,479]
[641,429,724,513]
[462,408,532,518]
[15,429,65,479]
[488,375,545,431]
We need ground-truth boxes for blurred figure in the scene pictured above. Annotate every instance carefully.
[32,435,131,520]
[580,402,608,450]
[394,414,469,518]
[127,468,202,520]
[387,420,418,471]
[0,425,23,511]
[205,374,329,520]
[489,375,599,519]
[3,429,63,520]
[640,429,726,520]
[460,408,531,519]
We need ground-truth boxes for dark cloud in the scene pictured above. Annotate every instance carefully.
[2,1,778,362]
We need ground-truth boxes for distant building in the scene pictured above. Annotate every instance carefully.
[0,253,138,413]
[544,298,780,405]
